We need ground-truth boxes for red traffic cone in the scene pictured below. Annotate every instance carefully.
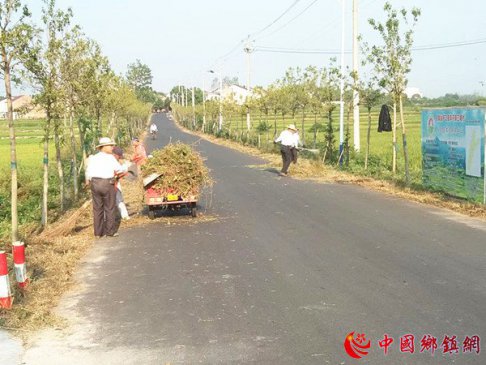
[13,241,28,289]
[0,251,13,309]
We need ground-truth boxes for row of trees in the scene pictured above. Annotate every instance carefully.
[0,0,154,242]
[172,2,421,183]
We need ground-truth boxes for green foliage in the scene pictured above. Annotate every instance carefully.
[324,116,335,163]
[367,2,421,99]
[170,86,203,105]
[126,59,158,103]
[256,121,271,133]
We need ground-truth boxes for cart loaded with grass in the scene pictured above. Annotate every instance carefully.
[142,143,211,219]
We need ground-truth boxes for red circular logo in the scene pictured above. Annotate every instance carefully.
[344,332,371,359]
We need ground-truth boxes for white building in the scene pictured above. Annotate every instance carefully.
[404,87,424,99]
[0,95,46,119]
[206,84,253,105]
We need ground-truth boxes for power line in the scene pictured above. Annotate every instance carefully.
[255,46,349,54]
[208,1,304,72]
[250,0,302,39]
[212,39,245,65]
[254,37,486,55]
[256,0,319,41]
[412,38,486,51]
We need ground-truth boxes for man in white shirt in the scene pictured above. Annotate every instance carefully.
[149,123,158,139]
[86,137,123,238]
[274,124,298,176]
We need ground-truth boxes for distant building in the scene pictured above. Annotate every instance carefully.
[206,84,253,105]
[404,87,424,99]
[0,95,46,120]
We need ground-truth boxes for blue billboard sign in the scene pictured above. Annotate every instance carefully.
[421,108,485,203]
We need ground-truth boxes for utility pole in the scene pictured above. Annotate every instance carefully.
[353,0,360,151]
[218,72,223,131]
[244,36,253,131]
[202,77,206,131]
[209,69,223,132]
[180,84,185,106]
[339,0,346,165]
[192,85,196,129]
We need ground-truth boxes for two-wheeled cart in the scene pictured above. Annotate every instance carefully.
[143,173,198,219]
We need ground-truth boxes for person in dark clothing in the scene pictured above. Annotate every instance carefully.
[290,129,301,164]
[86,137,123,238]
[274,124,298,176]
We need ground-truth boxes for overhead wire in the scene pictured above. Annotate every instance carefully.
[254,37,486,55]
[255,0,319,41]
[250,0,303,39]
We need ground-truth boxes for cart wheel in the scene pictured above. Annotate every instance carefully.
[148,210,155,220]
[191,204,197,218]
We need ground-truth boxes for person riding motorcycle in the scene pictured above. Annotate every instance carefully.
[149,123,158,139]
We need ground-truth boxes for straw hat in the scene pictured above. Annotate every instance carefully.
[287,124,297,131]
[96,137,116,148]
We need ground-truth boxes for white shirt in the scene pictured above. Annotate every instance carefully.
[115,161,131,192]
[86,152,123,180]
[293,132,301,148]
[275,130,297,147]
[150,124,158,132]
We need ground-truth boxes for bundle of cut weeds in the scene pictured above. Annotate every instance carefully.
[142,142,212,197]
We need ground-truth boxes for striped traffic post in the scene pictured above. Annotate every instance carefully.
[13,241,28,289]
[0,250,13,309]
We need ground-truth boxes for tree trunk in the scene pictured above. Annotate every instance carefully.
[240,112,244,136]
[392,102,397,173]
[273,112,277,137]
[365,107,372,170]
[246,106,251,131]
[97,107,102,137]
[77,115,88,181]
[301,109,305,146]
[71,110,79,200]
[313,113,317,149]
[108,111,116,139]
[54,122,64,211]
[399,95,410,184]
[4,63,19,242]
[41,112,50,227]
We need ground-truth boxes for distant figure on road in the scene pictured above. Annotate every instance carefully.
[86,137,123,238]
[274,124,298,176]
[149,123,158,140]
[131,137,147,166]
[112,146,130,221]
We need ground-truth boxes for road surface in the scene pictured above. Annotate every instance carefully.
[22,113,485,364]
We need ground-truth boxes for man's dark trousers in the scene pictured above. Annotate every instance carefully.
[280,145,293,174]
[91,178,117,236]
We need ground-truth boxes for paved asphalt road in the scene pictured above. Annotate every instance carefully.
[22,114,485,364]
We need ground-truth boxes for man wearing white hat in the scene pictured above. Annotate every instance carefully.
[274,124,298,176]
[86,137,123,237]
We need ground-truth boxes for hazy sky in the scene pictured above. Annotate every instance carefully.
[24,0,486,97]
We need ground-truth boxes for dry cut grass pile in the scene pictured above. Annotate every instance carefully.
[142,142,212,197]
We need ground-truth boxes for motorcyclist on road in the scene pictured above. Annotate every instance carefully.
[149,123,158,139]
